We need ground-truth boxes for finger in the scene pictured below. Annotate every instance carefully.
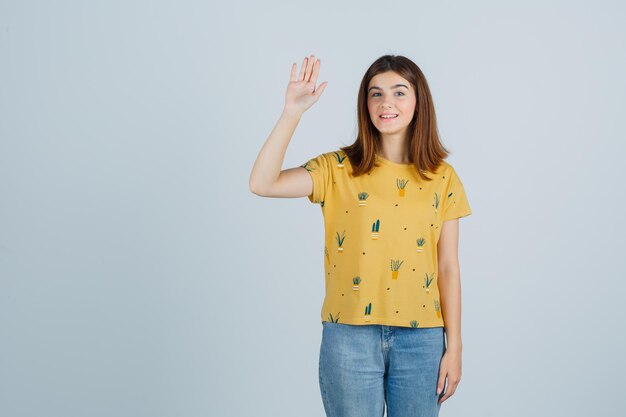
[439,387,453,404]
[436,374,446,396]
[310,58,321,85]
[437,382,447,403]
[305,53,315,81]
[438,382,457,404]
[289,62,296,82]
[437,389,446,404]
[298,56,308,81]
[315,81,328,97]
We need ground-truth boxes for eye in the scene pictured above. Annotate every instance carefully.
[370,91,405,97]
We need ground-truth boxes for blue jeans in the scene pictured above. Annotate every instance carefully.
[319,322,446,417]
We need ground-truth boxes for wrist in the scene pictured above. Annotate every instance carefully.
[445,343,462,353]
[282,107,304,119]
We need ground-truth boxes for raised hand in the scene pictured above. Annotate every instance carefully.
[284,54,328,116]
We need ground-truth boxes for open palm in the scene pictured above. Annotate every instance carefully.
[284,54,328,115]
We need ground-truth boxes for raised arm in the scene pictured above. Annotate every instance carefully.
[249,54,328,197]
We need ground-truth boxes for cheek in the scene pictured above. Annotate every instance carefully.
[367,104,377,120]
[400,100,416,112]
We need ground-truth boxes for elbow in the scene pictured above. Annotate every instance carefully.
[249,175,258,195]
[249,180,265,196]
[249,183,261,196]
[438,262,460,279]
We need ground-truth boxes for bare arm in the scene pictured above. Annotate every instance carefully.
[437,218,462,353]
[249,54,328,197]
[249,110,312,197]
[436,217,464,404]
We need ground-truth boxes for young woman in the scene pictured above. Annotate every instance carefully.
[249,54,472,417]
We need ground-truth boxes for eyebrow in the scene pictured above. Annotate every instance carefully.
[368,84,409,93]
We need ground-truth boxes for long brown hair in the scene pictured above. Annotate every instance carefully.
[340,55,450,181]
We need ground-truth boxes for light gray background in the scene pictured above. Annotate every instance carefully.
[1,1,625,416]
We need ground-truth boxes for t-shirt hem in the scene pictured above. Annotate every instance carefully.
[321,316,445,328]
[443,209,472,222]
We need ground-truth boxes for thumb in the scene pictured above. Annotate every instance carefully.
[315,81,328,97]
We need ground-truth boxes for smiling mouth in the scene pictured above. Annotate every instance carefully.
[380,114,398,120]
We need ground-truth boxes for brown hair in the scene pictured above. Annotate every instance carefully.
[340,55,450,181]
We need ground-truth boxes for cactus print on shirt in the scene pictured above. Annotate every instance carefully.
[301,150,472,328]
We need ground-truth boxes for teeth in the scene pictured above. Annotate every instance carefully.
[381,114,397,119]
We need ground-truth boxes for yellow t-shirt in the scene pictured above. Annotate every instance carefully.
[301,150,472,328]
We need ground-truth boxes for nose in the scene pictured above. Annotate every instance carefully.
[381,97,394,109]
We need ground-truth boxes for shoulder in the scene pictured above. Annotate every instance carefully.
[437,160,470,188]
[301,150,347,174]
[322,149,347,161]
[434,160,467,186]
[317,150,349,167]
[435,160,455,176]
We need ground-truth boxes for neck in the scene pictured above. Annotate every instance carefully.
[378,133,410,163]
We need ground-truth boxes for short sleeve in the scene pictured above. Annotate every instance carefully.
[300,153,332,205]
[442,165,472,221]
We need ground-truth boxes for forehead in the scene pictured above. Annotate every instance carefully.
[368,71,410,88]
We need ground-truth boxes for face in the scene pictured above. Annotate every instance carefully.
[366,71,416,136]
